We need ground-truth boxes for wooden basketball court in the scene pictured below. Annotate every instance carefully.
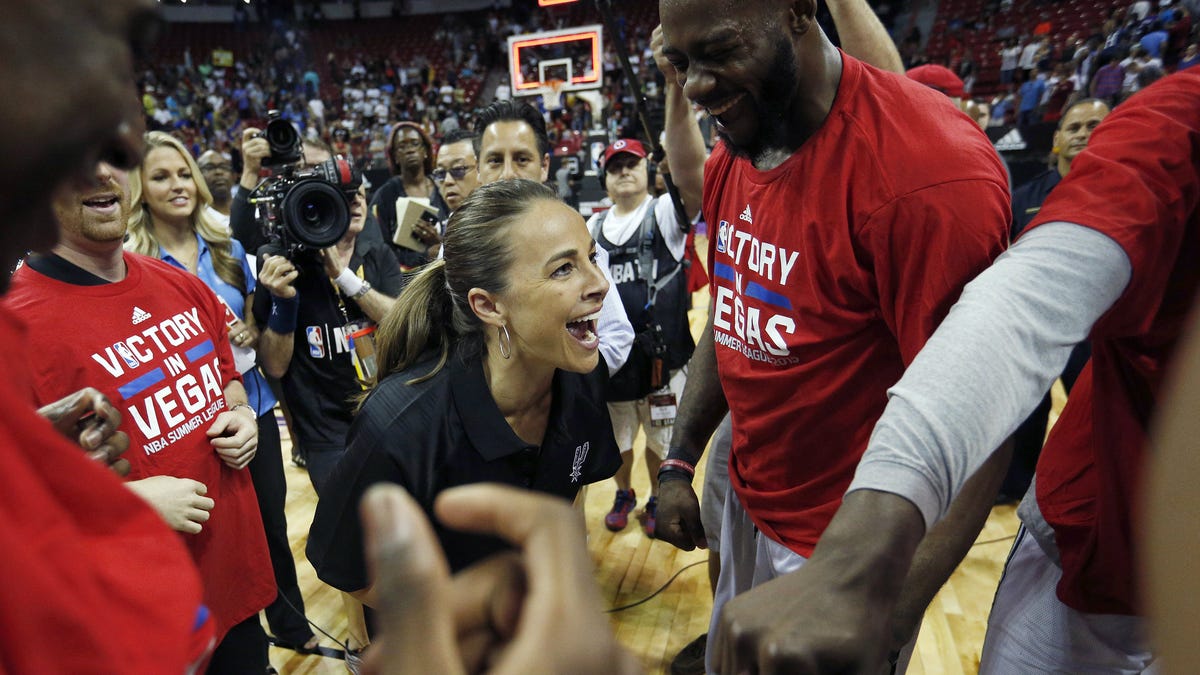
[265,236,1033,674]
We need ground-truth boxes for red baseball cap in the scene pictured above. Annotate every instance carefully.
[906,64,966,98]
[602,138,648,167]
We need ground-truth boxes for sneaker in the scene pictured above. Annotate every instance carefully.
[604,489,637,531]
[669,633,707,675]
[639,496,658,538]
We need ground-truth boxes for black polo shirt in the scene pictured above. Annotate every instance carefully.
[1011,168,1062,238]
[251,237,403,457]
[307,348,619,588]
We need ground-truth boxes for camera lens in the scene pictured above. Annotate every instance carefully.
[262,113,303,166]
[281,179,350,248]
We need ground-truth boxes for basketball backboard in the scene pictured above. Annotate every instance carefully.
[508,25,603,98]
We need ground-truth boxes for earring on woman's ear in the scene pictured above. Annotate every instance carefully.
[498,325,512,360]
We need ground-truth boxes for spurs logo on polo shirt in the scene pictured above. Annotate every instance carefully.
[571,441,590,483]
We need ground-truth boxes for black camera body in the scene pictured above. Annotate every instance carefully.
[252,111,362,257]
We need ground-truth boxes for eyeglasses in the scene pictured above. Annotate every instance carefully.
[431,165,475,183]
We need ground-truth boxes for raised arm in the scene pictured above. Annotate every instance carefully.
[255,254,299,379]
[653,24,706,220]
[827,0,906,74]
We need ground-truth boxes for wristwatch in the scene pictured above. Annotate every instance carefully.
[351,279,372,299]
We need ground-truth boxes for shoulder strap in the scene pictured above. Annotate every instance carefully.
[589,208,608,241]
[639,198,683,307]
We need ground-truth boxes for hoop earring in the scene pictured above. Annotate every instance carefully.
[498,325,512,360]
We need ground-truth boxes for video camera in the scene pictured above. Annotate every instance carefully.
[251,111,362,257]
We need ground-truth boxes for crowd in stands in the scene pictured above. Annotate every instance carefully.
[137,2,669,177]
[137,0,1198,182]
[910,0,1197,126]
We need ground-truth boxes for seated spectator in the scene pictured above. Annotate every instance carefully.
[1182,43,1200,70]
[1089,53,1124,105]
[1140,20,1169,58]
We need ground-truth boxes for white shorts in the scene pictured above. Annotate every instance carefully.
[980,527,1157,674]
[700,413,732,550]
[706,489,915,675]
[606,368,686,455]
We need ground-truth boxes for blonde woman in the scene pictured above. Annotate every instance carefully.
[127,131,320,656]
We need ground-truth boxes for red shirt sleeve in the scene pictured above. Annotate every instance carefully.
[1027,71,1200,339]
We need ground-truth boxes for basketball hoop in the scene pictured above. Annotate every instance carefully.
[543,79,566,111]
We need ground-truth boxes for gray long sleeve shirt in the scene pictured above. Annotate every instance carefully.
[847,221,1131,530]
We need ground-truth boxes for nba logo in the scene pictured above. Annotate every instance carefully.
[306,326,326,358]
[716,220,731,254]
[113,341,139,368]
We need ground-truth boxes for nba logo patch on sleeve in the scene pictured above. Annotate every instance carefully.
[716,220,731,254]
[306,326,326,358]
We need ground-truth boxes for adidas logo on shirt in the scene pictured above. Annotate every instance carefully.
[740,205,753,223]
[131,306,152,325]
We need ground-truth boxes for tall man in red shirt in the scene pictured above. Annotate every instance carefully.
[655,0,1012,671]
[665,51,1199,675]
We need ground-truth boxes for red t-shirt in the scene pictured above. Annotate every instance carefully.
[6,253,275,639]
[704,54,1009,555]
[1029,70,1200,615]
[0,306,212,673]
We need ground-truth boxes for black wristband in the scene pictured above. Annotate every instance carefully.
[657,467,694,484]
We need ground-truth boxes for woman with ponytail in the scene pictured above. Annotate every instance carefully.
[309,179,621,586]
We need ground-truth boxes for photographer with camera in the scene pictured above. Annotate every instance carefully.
[230,120,372,256]
[252,165,402,493]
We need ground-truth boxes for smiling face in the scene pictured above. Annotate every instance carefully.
[0,0,155,275]
[141,146,198,226]
[53,162,132,251]
[435,139,479,212]
[493,199,609,374]
[478,120,550,184]
[660,0,803,159]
